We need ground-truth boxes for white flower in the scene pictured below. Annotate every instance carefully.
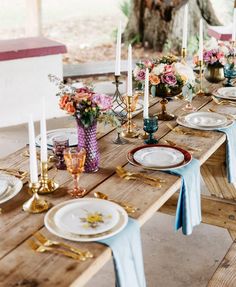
[174,62,195,85]
[133,66,141,78]
[152,63,165,76]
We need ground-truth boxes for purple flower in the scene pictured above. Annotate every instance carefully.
[161,72,177,86]
[136,69,146,81]
[92,93,113,111]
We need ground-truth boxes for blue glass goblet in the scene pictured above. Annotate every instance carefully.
[143,117,158,144]
[224,63,236,87]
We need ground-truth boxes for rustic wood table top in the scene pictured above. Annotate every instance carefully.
[1,81,236,287]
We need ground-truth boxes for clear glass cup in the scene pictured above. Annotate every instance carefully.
[64,147,87,198]
[52,136,69,170]
[182,85,196,112]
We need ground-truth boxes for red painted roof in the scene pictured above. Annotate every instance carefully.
[0,37,67,61]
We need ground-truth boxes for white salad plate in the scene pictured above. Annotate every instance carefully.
[35,128,77,148]
[44,198,128,242]
[177,112,234,131]
[217,87,236,100]
[184,112,227,128]
[0,174,23,205]
[0,179,9,197]
[133,146,185,168]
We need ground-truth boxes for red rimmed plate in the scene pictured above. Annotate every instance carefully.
[127,144,192,171]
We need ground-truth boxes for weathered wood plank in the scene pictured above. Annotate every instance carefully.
[208,241,236,287]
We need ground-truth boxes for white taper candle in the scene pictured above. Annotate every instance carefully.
[143,68,149,119]
[115,22,122,76]
[127,44,133,97]
[198,19,203,61]
[182,4,188,49]
[232,8,236,42]
[40,97,48,163]
[28,115,38,183]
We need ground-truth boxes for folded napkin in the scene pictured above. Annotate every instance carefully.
[217,122,236,183]
[167,158,202,235]
[99,218,146,287]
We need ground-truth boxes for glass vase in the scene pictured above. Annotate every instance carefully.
[77,120,100,173]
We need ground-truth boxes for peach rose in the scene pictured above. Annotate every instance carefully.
[74,92,92,102]
[65,102,76,114]
[59,94,69,109]
[149,74,160,85]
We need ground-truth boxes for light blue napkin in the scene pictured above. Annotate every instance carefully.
[167,158,202,235]
[99,218,146,287]
[217,122,236,183]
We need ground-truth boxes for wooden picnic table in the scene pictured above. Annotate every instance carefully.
[1,81,236,287]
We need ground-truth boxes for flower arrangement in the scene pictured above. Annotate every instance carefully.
[134,55,195,95]
[49,75,119,128]
[202,49,224,67]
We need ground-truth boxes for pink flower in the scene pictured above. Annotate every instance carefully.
[136,69,146,81]
[143,60,154,69]
[164,65,173,73]
[161,72,177,86]
[92,93,113,111]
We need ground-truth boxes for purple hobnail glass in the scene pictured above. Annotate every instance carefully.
[77,120,100,172]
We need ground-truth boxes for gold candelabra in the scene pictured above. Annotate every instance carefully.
[122,96,139,138]
[23,182,51,213]
[197,60,204,96]
[38,161,59,194]
[181,48,187,63]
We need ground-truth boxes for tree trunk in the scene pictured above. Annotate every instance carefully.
[124,0,222,52]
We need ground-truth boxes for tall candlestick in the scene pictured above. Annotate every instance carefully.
[127,44,133,97]
[28,115,38,183]
[182,4,188,49]
[115,22,121,76]
[40,97,48,163]
[143,68,149,119]
[232,8,236,42]
[198,19,203,61]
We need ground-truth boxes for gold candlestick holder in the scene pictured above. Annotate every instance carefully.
[38,161,59,194]
[23,182,51,213]
[197,60,204,96]
[122,96,139,138]
[181,48,187,63]
[138,131,149,140]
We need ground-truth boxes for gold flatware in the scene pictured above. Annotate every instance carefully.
[94,191,137,214]
[116,168,161,188]
[166,123,211,138]
[22,150,56,162]
[208,108,236,119]
[0,168,28,179]
[164,139,202,152]
[28,239,84,261]
[34,232,93,259]
[212,96,236,106]
[116,166,165,183]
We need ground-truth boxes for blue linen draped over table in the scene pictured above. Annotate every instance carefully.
[166,158,202,235]
[217,122,236,183]
[99,218,146,287]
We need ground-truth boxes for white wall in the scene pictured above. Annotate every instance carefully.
[0,54,65,127]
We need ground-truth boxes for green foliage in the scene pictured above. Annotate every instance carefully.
[119,0,131,18]
[98,112,121,128]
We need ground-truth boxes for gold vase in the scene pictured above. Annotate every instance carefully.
[204,65,224,83]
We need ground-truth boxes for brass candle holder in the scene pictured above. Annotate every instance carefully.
[38,161,59,194]
[112,75,128,145]
[197,60,204,96]
[122,96,139,138]
[23,182,51,213]
[181,47,187,63]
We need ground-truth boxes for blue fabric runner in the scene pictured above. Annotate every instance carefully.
[217,121,236,183]
[166,158,202,235]
[99,218,146,287]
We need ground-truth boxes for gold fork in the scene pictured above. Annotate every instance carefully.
[116,168,161,188]
[28,239,84,261]
[34,233,93,259]
[166,123,211,138]
[208,108,236,119]
[0,168,28,179]
[212,96,236,106]
[164,139,202,152]
[116,166,165,183]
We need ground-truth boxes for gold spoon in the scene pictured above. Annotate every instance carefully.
[208,108,236,119]
[94,191,137,214]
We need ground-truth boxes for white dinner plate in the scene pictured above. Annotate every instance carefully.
[0,174,23,205]
[0,179,8,197]
[133,146,185,168]
[45,198,128,242]
[177,113,234,131]
[35,128,77,148]
[217,87,236,100]
[54,199,120,235]
[184,112,227,128]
